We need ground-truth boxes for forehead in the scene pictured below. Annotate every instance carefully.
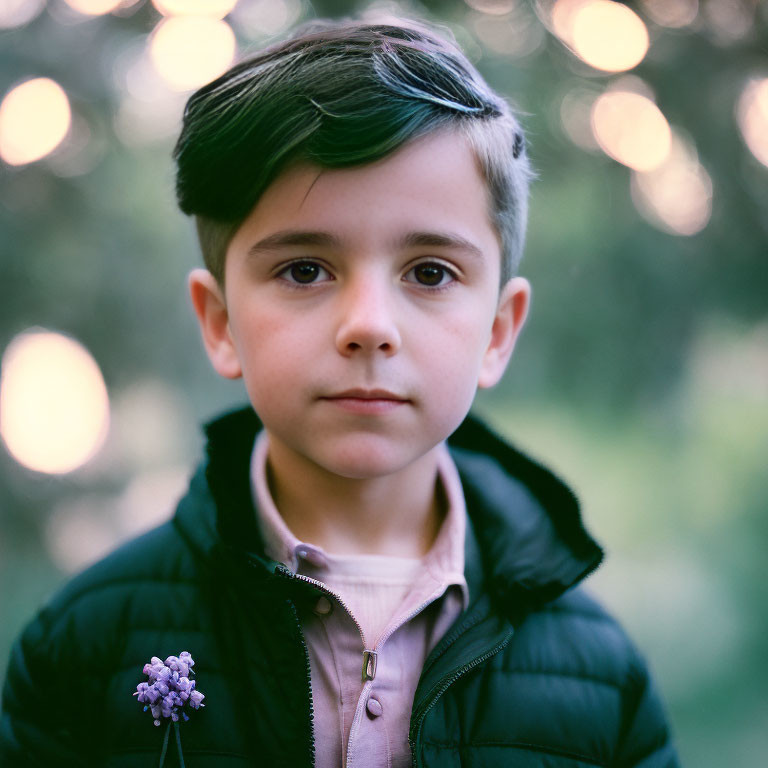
[227,129,501,262]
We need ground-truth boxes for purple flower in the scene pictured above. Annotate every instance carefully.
[133,682,150,703]
[157,666,171,682]
[161,694,175,718]
[134,651,205,726]
[189,690,205,709]
[166,654,192,678]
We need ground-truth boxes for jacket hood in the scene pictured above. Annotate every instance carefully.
[172,405,604,617]
[447,416,604,612]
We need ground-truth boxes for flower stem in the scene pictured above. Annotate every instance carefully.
[174,721,186,768]
[157,721,171,768]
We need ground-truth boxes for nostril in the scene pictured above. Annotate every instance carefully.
[336,312,401,355]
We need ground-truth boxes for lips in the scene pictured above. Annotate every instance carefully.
[323,388,409,401]
[319,388,410,414]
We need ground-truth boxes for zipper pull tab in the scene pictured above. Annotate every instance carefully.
[362,650,378,681]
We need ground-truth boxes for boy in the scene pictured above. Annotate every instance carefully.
[0,17,679,768]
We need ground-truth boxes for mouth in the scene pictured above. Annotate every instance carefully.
[323,388,409,401]
[319,388,411,414]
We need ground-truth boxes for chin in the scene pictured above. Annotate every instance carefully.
[320,454,411,481]
[312,438,424,481]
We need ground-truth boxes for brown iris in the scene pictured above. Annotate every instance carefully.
[290,262,320,283]
[413,264,444,286]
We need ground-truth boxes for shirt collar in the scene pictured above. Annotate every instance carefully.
[250,430,469,610]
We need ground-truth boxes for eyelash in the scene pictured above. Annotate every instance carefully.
[275,259,460,291]
[404,262,458,290]
[276,260,333,289]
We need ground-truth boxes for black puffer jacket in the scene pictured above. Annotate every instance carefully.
[0,407,680,767]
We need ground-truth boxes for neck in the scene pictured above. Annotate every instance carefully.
[265,436,446,558]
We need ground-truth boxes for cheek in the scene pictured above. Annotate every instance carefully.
[416,311,493,404]
[423,308,493,372]
[231,309,313,397]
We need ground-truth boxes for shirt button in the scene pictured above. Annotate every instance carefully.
[366,696,383,718]
[297,547,328,568]
[314,596,333,616]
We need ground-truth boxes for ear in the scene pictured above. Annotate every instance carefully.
[188,268,242,379]
[477,277,531,389]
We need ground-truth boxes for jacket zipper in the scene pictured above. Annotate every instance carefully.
[242,557,318,767]
[276,565,445,675]
[346,586,452,768]
[276,565,369,648]
[287,598,316,768]
[276,564,382,768]
[276,564,505,768]
[276,565,454,768]
[241,554,317,766]
[275,564,377,768]
[408,630,514,767]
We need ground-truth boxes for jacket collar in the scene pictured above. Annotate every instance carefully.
[447,417,604,613]
[172,405,603,616]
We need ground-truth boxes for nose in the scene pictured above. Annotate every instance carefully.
[334,277,401,357]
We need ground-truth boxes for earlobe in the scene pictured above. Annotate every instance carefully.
[477,277,531,389]
[188,268,243,380]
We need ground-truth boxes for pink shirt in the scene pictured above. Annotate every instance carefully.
[250,433,469,768]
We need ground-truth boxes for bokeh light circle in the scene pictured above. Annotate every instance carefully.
[231,0,302,37]
[591,90,671,171]
[0,330,110,474]
[464,0,517,15]
[571,1,649,72]
[736,78,768,169]
[640,0,698,29]
[64,0,124,15]
[0,0,45,29]
[552,0,649,72]
[149,16,237,91]
[0,78,71,166]
[152,0,238,17]
[631,133,713,236]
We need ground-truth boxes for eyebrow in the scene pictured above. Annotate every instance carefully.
[399,231,484,260]
[247,230,336,255]
[246,229,485,260]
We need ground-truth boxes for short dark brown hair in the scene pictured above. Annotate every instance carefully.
[173,17,532,286]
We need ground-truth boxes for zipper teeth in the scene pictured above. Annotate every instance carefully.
[373,585,447,650]
[279,566,453,654]
[419,607,485,678]
[279,567,369,648]
[408,632,514,766]
[279,563,505,767]
[287,598,316,768]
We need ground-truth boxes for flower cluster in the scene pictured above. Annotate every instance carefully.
[133,652,205,726]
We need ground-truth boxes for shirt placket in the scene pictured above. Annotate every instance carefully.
[340,580,449,768]
[288,569,387,767]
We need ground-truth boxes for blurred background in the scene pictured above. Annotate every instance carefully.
[0,0,766,764]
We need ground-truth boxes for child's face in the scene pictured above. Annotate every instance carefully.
[190,129,530,480]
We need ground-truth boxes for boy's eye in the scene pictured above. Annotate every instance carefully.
[279,261,330,284]
[404,263,456,288]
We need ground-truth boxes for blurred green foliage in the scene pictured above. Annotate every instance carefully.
[1,1,767,765]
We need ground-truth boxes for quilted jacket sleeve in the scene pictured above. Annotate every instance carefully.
[0,607,90,767]
[614,645,680,768]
